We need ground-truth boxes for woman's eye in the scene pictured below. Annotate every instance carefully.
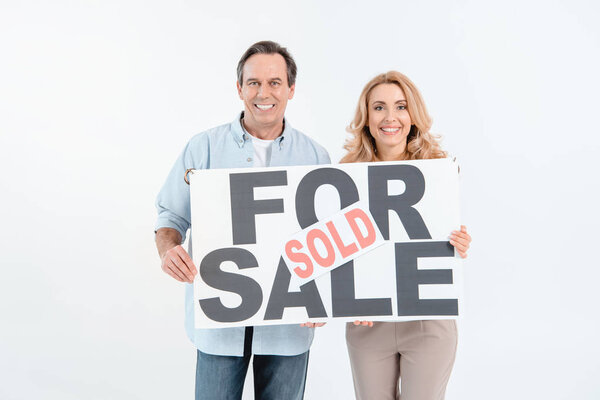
[374,106,383,111]
[397,105,406,110]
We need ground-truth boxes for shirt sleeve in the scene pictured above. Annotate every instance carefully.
[315,143,331,165]
[155,139,202,243]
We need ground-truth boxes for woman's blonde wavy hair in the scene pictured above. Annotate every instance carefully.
[340,71,447,163]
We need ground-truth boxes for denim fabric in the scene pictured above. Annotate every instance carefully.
[195,350,310,400]
[155,113,331,356]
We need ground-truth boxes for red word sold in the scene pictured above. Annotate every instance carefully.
[284,207,378,280]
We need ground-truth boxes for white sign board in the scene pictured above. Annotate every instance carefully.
[190,159,462,328]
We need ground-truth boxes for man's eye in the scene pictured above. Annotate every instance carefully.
[271,81,280,86]
[248,82,257,86]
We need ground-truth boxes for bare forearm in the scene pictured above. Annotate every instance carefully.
[155,227,196,282]
[155,227,183,260]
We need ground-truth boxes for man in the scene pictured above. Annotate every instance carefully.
[154,41,330,400]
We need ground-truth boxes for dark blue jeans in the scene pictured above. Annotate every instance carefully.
[195,350,310,400]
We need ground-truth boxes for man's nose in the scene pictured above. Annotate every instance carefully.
[257,84,269,98]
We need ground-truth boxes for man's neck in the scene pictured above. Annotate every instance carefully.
[242,117,284,140]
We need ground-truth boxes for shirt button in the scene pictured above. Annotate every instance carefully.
[247,157,252,162]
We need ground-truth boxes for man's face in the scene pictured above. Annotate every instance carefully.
[237,53,295,131]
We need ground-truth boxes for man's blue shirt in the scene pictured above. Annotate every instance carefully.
[155,113,331,356]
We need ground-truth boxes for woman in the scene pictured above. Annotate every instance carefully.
[341,71,471,400]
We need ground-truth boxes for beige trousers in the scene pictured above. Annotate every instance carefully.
[346,320,457,400]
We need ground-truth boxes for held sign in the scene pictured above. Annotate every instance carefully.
[189,159,462,328]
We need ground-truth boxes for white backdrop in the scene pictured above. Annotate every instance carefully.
[1,1,599,399]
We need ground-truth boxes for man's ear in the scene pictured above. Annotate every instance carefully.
[236,81,243,100]
[288,84,295,100]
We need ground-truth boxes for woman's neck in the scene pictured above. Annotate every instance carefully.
[375,147,408,162]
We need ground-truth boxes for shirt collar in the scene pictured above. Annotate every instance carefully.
[231,112,290,148]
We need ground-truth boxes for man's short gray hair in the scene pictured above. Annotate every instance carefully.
[237,41,297,87]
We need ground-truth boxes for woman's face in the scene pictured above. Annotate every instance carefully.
[367,83,412,157]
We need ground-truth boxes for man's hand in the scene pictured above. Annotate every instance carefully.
[161,245,197,283]
[450,225,472,259]
[156,228,197,283]
[300,322,327,328]
[353,320,373,327]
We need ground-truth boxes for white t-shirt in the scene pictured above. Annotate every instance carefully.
[250,135,274,167]
[240,119,277,167]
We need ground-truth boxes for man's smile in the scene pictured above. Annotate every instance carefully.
[255,104,275,111]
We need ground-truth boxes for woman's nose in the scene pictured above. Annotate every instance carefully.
[384,110,396,122]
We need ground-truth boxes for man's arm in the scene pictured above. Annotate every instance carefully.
[155,227,197,283]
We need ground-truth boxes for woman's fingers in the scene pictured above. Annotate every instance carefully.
[450,226,471,259]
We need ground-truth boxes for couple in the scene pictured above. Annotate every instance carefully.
[155,40,472,400]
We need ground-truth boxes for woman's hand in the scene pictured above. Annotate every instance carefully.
[450,225,471,258]
[353,320,373,327]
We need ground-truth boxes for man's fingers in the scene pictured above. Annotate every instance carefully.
[174,246,198,275]
[170,256,195,282]
[161,247,194,282]
[169,263,190,282]
[300,322,325,328]
[164,264,186,282]
[168,251,196,282]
